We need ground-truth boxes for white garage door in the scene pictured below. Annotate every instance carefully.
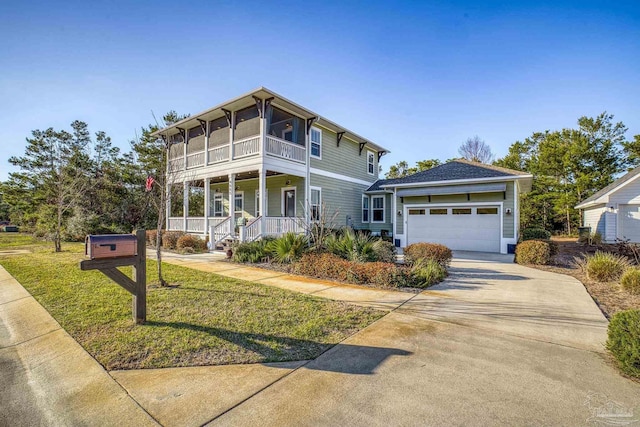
[406,206,501,252]
[620,204,640,243]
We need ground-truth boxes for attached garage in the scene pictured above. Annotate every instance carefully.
[619,204,640,242]
[406,205,501,252]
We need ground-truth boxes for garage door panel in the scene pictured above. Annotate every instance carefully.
[407,205,500,252]
[620,205,640,242]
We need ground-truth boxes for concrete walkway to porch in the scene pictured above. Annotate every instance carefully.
[153,251,416,311]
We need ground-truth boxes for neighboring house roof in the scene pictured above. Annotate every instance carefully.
[150,86,390,154]
[575,165,640,209]
[367,160,532,192]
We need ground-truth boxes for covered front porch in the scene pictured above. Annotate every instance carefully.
[167,170,310,245]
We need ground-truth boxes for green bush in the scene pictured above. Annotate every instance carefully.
[607,310,640,378]
[403,243,452,267]
[584,251,630,282]
[410,258,447,288]
[162,231,186,250]
[323,229,377,262]
[267,232,308,263]
[372,239,397,263]
[522,228,551,241]
[232,238,274,263]
[176,234,207,252]
[515,240,551,265]
[621,268,640,295]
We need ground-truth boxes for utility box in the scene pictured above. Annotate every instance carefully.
[85,234,138,259]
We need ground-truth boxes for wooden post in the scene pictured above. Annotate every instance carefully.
[132,229,146,324]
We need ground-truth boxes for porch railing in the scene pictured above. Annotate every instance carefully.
[233,136,260,159]
[265,136,306,164]
[263,217,305,236]
[211,216,233,243]
[168,157,183,171]
[186,217,205,233]
[208,144,230,164]
[168,217,183,231]
[186,151,205,169]
[244,216,262,242]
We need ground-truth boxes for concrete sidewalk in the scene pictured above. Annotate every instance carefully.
[156,252,416,311]
[0,265,158,427]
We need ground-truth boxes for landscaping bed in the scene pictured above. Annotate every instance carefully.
[0,234,383,370]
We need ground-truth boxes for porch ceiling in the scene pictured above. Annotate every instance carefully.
[205,170,284,184]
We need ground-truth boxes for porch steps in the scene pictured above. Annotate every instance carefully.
[213,237,236,254]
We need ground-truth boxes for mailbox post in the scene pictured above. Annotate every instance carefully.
[80,229,147,324]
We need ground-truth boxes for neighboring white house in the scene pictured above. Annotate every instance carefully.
[575,166,640,243]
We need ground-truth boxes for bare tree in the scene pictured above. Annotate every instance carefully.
[458,136,495,164]
[300,200,340,251]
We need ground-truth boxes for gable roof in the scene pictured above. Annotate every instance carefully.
[575,165,640,209]
[367,159,532,192]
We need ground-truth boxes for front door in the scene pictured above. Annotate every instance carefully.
[284,189,296,217]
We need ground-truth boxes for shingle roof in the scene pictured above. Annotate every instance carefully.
[576,165,640,208]
[367,159,529,191]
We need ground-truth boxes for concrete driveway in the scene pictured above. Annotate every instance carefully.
[210,253,640,426]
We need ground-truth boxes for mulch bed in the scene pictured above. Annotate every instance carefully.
[533,237,640,319]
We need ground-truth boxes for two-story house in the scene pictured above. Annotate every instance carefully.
[152,87,391,247]
[153,87,532,254]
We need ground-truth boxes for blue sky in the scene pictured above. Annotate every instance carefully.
[1,0,639,180]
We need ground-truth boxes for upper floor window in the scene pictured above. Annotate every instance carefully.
[372,195,384,222]
[310,187,321,221]
[367,151,375,175]
[310,127,322,159]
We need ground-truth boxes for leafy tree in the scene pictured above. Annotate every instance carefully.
[458,136,494,163]
[385,159,441,179]
[622,134,640,170]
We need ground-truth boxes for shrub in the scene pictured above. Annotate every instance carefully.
[146,230,158,247]
[162,231,186,250]
[621,268,640,294]
[522,228,551,241]
[410,258,447,288]
[372,240,397,263]
[607,310,640,378]
[590,232,603,245]
[233,239,272,263]
[403,243,452,267]
[515,240,551,265]
[323,228,377,262]
[176,234,207,252]
[583,251,630,282]
[267,232,308,263]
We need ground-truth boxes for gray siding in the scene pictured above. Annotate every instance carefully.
[610,177,640,204]
[395,181,516,238]
[367,193,393,235]
[310,173,370,229]
[583,205,607,236]
[310,127,379,183]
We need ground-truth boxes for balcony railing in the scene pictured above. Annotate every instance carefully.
[265,136,306,163]
[232,136,260,159]
[169,157,183,171]
[186,152,205,169]
[208,144,230,164]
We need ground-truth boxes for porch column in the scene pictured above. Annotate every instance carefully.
[259,167,267,233]
[229,111,235,160]
[304,124,311,227]
[183,181,189,232]
[204,177,210,238]
[204,120,210,165]
[258,98,266,155]
[229,173,236,235]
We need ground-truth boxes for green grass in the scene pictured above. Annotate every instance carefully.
[0,234,383,370]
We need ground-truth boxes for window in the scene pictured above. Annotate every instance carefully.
[310,187,321,221]
[372,196,384,222]
[367,151,375,175]
[408,209,426,215]
[310,127,321,159]
[234,192,244,219]
[452,208,472,215]
[213,193,224,217]
[362,196,370,223]
[430,208,447,215]
[477,207,498,215]
[255,190,268,217]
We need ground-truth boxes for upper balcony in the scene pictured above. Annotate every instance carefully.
[167,103,307,174]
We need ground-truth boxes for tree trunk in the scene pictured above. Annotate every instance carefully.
[55,201,62,252]
[156,177,168,286]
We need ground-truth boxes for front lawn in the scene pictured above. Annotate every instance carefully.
[0,234,383,370]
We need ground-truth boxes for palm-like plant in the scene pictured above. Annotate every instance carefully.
[267,232,308,263]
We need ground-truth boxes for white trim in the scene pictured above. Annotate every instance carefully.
[381,175,533,189]
[367,150,375,176]
[576,173,640,209]
[281,186,297,217]
[255,189,268,217]
[309,186,321,221]
[309,168,373,186]
[362,194,370,223]
[371,195,385,223]
[403,201,507,254]
[310,126,322,160]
